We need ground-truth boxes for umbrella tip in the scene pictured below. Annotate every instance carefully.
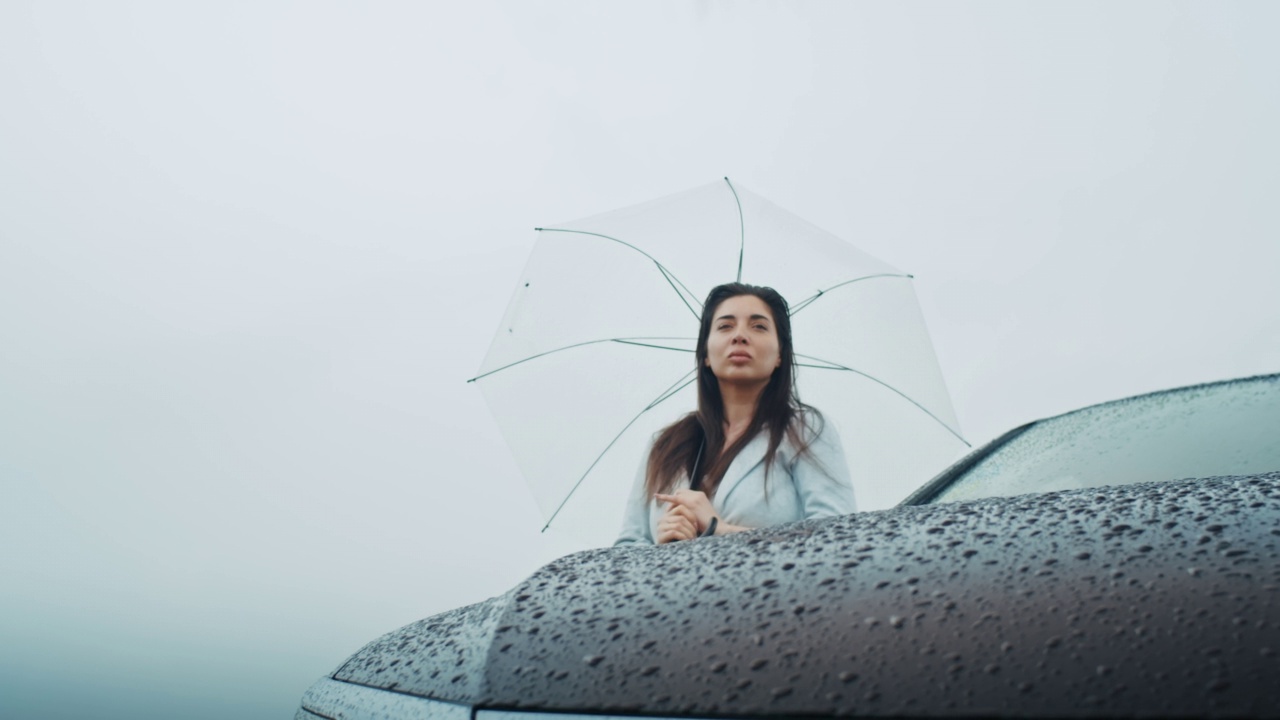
[534,227,543,232]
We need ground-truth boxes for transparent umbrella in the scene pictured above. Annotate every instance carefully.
[471,178,968,548]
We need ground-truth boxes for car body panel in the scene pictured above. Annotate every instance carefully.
[329,471,1280,717]
[299,676,470,720]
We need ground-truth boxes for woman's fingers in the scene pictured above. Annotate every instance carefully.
[661,504,701,534]
[656,512,697,543]
[657,490,711,510]
[658,526,692,543]
[657,490,713,533]
[656,489,713,542]
[656,516,676,543]
[672,518,695,541]
[668,504,697,522]
[665,514,694,534]
[676,514,695,535]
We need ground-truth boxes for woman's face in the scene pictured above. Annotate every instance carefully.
[704,294,782,386]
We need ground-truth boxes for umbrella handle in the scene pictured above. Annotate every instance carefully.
[689,439,705,492]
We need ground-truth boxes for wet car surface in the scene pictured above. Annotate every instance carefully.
[299,373,1280,719]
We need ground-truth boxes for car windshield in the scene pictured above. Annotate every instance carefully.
[928,373,1280,505]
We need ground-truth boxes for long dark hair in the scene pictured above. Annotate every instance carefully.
[644,282,824,498]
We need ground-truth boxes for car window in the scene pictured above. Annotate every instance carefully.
[929,374,1280,505]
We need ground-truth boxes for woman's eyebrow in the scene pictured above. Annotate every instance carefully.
[715,313,771,322]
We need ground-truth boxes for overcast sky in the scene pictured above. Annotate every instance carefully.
[3,2,1279,718]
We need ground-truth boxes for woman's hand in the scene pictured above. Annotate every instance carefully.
[655,489,717,534]
[656,503,698,544]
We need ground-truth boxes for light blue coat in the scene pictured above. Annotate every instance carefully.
[614,420,857,546]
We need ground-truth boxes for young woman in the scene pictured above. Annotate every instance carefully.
[615,282,856,546]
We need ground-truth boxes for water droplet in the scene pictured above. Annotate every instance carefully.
[1207,679,1230,693]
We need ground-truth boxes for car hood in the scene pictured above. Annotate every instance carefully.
[333,472,1280,717]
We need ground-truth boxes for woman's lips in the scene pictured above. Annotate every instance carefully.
[728,352,752,362]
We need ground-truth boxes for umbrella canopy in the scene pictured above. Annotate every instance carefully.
[472,178,967,547]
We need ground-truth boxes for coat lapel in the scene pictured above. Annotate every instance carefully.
[713,432,770,506]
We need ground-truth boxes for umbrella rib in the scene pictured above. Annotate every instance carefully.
[613,339,696,353]
[468,337,694,382]
[534,227,702,319]
[791,273,915,314]
[723,177,745,283]
[655,263,701,319]
[644,368,699,410]
[794,359,846,371]
[795,353,971,447]
[542,370,698,532]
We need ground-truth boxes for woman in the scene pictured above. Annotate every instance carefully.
[615,282,856,546]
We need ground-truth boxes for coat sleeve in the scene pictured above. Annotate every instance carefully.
[791,419,857,518]
[614,446,655,546]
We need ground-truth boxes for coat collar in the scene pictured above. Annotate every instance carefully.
[713,431,772,506]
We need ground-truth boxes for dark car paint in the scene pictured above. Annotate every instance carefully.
[326,471,1280,717]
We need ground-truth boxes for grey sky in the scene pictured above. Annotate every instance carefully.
[2,2,1278,718]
